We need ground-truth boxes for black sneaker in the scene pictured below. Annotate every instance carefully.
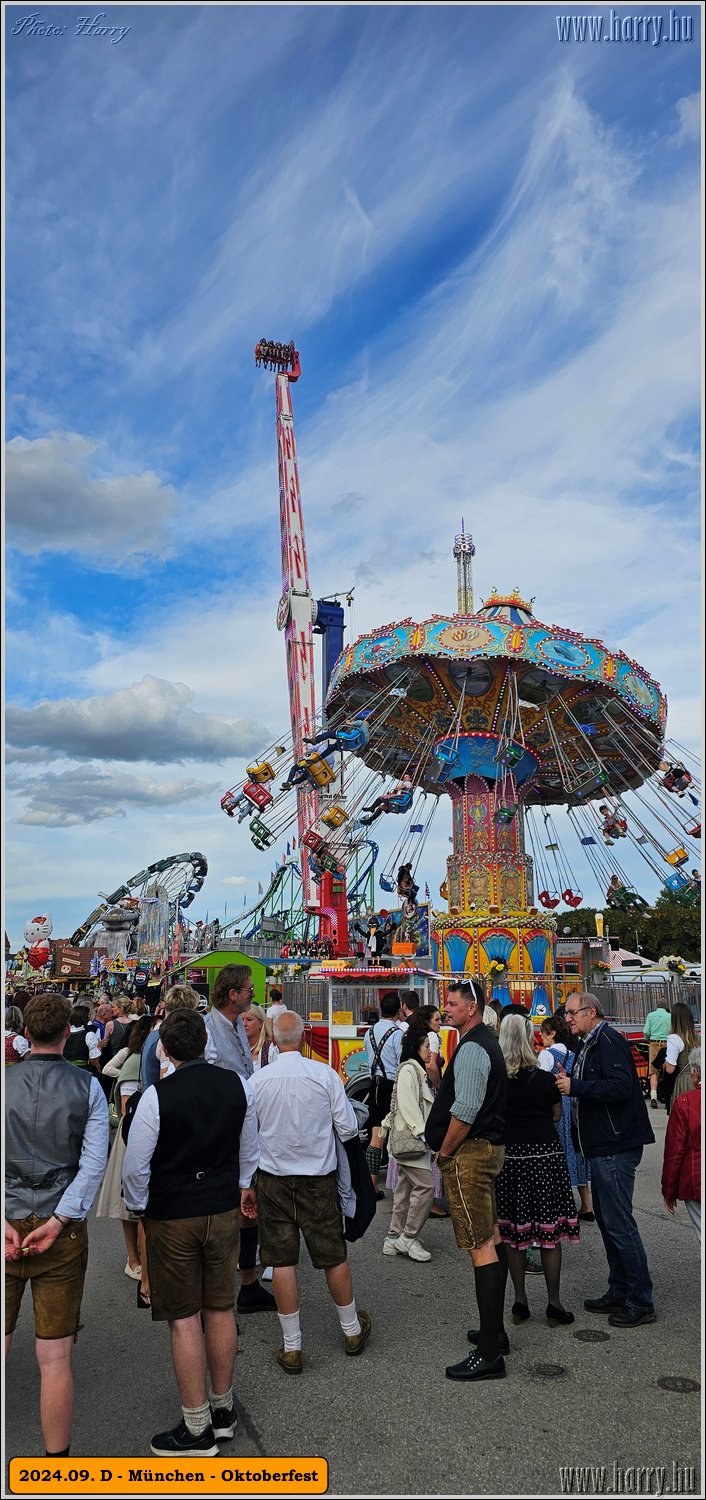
[150,1419,218,1457]
[584,1293,627,1314]
[608,1305,657,1328]
[210,1405,237,1441]
[237,1281,277,1314]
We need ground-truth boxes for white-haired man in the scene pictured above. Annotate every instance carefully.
[557,993,655,1326]
[251,1011,371,1373]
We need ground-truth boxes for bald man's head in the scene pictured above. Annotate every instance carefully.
[272,1010,305,1050]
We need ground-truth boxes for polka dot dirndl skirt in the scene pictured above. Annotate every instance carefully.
[496,1139,580,1250]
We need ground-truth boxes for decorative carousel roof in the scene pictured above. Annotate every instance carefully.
[477,588,535,626]
[325,597,667,805]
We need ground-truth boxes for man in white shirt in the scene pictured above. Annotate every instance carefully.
[252,1011,371,1374]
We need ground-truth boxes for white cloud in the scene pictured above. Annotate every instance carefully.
[9,766,220,826]
[5,432,177,568]
[6,675,269,764]
[671,92,700,146]
[221,875,249,887]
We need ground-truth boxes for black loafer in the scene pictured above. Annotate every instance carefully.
[608,1305,657,1328]
[446,1350,506,1381]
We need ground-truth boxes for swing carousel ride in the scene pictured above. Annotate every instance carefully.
[219,342,700,1004]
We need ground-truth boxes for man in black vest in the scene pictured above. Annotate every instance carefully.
[122,1008,259,1458]
[425,980,508,1381]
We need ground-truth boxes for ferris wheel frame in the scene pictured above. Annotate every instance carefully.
[69,851,208,946]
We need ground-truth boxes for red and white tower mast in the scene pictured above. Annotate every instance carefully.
[257,339,349,954]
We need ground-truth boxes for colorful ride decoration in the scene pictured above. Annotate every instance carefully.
[326,576,669,1006]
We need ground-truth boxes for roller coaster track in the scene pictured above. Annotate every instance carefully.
[220,838,379,944]
[220,862,298,941]
[346,839,378,913]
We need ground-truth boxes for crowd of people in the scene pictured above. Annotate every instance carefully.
[363,981,700,1378]
[4,971,701,1459]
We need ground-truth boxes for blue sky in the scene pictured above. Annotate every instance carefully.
[5,3,702,948]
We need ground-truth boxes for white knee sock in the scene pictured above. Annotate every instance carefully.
[278,1310,302,1350]
[335,1299,361,1337]
[182,1400,211,1436]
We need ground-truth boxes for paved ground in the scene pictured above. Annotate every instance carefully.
[5,1109,701,1496]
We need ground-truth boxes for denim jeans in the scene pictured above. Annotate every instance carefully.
[590,1148,654,1310]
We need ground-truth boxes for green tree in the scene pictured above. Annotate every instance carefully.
[554,896,700,964]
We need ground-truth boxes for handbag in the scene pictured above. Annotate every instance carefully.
[108,1077,121,1130]
[386,1066,428,1162]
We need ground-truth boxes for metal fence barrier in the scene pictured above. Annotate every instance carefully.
[272,973,701,1028]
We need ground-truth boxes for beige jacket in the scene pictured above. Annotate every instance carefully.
[391,1059,434,1168]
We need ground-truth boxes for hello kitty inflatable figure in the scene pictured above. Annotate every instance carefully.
[24,913,53,945]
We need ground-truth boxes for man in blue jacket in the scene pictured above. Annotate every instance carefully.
[557,993,655,1327]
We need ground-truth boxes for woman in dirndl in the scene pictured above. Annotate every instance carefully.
[496,1013,579,1328]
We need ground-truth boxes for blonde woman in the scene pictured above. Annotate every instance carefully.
[495,1014,578,1327]
[242,1004,279,1071]
[661,1003,699,1112]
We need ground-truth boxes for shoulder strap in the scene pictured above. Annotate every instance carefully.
[370,1025,397,1079]
[415,1063,425,1111]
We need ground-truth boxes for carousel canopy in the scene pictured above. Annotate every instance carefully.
[326,597,666,805]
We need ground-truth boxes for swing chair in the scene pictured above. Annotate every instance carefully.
[561,888,583,909]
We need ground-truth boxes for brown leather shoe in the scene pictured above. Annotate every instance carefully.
[345,1309,372,1356]
[276,1347,303,1374]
